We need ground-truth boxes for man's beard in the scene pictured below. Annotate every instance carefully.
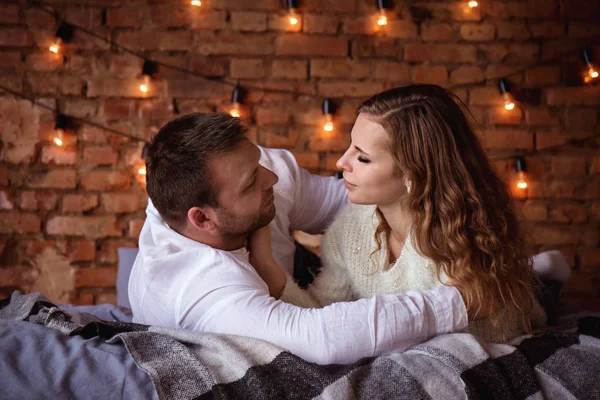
[214,202,276,237]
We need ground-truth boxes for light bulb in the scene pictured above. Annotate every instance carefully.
[288,8,299,25]
[140,75,150,93]
[377,10,388,26]
[468,1,478,7]
[503,92,515,110]
[191,0,202,6]
[516,171,527,189]
[138,165,147,175]
[53,128,64,146]
[49,38,62,54]
[230,102,241,118]
[323,114,334,132]
[584,63,599,84]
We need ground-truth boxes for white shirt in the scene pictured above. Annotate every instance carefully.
[128,147,468,365]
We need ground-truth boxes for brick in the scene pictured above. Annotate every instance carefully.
[198,34,273,55]
[99,241,137,264]
[63,99,97,120]
[95,292,118,305]
[581,248,600,272]
[231,11,267,32]
[0,212,41,233]
[301,0,356,12]
[40,146,77,165]
[451,66,484,85]
[0,98,40,164]
[73,267,117,288]
[310,59,370,79]
[582,179,600,201]
[87,79,165,98]
[82,146,119,166]
[24,9,54,29]
[318,81,385,98]
[260,127,299,149]
[107,6,143,27]
[190,10,228,30]
[275,36,347,57]
[525,108,560,126]
[0,28,32,47]
[189,56,229,78]
[374,62,411,82]
[421,23,454,41]
[496,22,531,40]
[0,190,14,210]
[459,23,495,41]
[80,170,132,191]
[0,165,7,186]
[310,131,350,152]
[525,66,561,86]
[59,240,96,262]
[117,31,193,51]
[546,87,600,106]
[488,0,557,18]
[561,0,600,20]
[47,216,122,238]
[81,125,132,145]
[569,22,600,38]
[101,100,136,121]
[0,52,22,69]
[61,194,99,213]
[530,22,564,38]
[128,219,145,238]
[27,169,77,189]
[167,79,228,99]
[419,3,482,21]
[101,192,145,214]
[469,87,503,106]
[549,203,588,223]
[518,201,548,221]
[404,44,477,63]
[255,105,293,125]
[230,58,266,79]
[351,37,402,59]
[25,53,63,72]
[481,129,534,150]
[108,55,141,79]
[531,225,581,246]
[0,3,19,24]
[0,266,36,287]
[564,108,598,131]
[267,13,302,32]
[19,191,58,211]
[413,66,448,85]
[68,292,94,306]
[303,14,339,34]
[272,60,307,80]
[504,44,540,64]
[149,5,190,27]
[292,152,320,170]
[324,154,342,171]
[536,131,590,150]
[489,106,523,125]
[386,20,419,39]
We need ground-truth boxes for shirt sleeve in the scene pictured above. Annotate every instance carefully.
[180,255,468,365]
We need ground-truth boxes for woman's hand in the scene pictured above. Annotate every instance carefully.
[248,225,287,299]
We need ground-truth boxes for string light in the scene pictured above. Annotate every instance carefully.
[230,85,244,118]
[322,98,334,132]
[376,0,391,26]
[53,114,69,146]
[498,78,515,111]
[515,157,528,189]
[139,60,157,94]
[191,0,202,5]
[49,23,73,54]
[468,1,479,8]
[581,47,599,84]
[287,0,300,26]
[138,144,148,176]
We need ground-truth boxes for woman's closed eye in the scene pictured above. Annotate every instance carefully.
[357,156,371,164]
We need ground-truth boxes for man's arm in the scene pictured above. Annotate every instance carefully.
[180,262,467,365]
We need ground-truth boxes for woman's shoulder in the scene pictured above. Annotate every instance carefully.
[328,203,378,233]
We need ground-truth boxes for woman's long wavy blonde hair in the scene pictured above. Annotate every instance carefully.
[359,84,535,332]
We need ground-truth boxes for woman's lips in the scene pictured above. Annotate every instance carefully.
[344,180,356,189]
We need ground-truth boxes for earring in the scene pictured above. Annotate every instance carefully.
[406,185,411,194]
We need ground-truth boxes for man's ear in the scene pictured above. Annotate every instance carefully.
[187,206,217,232]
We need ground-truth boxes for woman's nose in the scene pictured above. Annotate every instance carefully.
[336,151,350,172]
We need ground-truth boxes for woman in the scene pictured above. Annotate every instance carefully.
[254,84,552,342]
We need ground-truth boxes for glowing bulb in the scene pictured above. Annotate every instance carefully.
[516,171,528,189]
[138,165,146,175]
[503,92,515,110]
[230,102,241,118]
[288,8,299,25]
[323,114,334,132]
[49,38,62,54]
[377,11,388,26]
[584,64,599,84]
[191,0,202,5]
[468,1,478,7]
[53,128,64,146]
[140,75,150,93]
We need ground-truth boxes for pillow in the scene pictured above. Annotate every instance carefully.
[117,247,139,309]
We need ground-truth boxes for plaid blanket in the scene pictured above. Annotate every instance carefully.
[1,291,599,400]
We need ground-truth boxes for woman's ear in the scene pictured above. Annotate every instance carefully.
[405,177,412,194]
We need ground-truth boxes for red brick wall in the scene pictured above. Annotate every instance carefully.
[0,0,599,308]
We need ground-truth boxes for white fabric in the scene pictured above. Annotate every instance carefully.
[300,202,546,343]
[129,147,468,365]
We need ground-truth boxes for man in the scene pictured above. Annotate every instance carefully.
[128,112,468,365]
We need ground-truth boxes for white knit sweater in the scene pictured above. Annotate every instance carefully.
[297,202,546,342]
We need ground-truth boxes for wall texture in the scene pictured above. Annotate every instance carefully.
[0,0,599,308]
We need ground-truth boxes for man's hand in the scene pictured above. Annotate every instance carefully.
[248,225,287,298]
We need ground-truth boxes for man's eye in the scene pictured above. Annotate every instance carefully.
[246,180,256,190]
[357,156,371,164]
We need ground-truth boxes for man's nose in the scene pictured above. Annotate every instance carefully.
[260,166,278,189]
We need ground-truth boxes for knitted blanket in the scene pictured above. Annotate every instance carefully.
[1,291,599,400]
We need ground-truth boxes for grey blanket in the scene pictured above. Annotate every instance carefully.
[1,291,599,400]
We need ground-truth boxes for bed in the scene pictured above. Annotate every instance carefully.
[1,249,599,399]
